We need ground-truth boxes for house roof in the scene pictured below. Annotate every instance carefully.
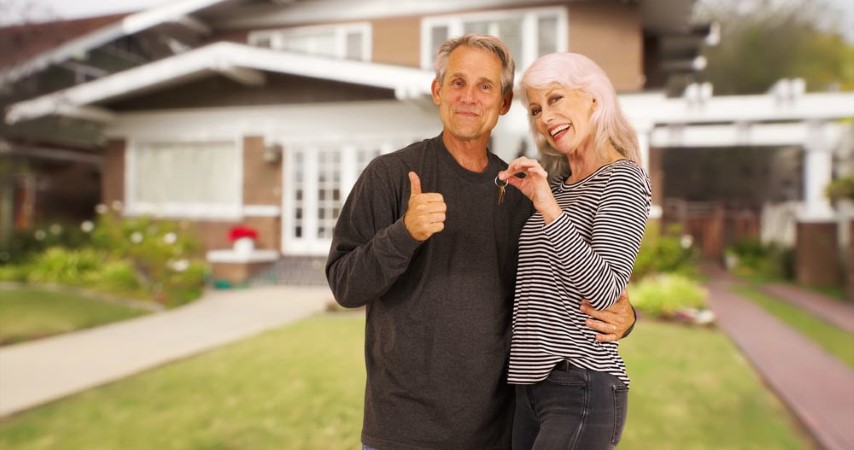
[0,14,130,71]
[0,0,232,85]
[4,42,436,124]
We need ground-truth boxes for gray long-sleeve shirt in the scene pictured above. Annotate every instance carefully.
[326,134,532,450]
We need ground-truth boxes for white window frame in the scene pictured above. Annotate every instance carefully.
[248,22,372,61]
[124,139,243,220]
[281,137,416,256]
[420,7,568,72]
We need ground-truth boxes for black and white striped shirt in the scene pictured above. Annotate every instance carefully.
[507,159,651,387]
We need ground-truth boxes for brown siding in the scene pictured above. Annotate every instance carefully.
[796,222,841,287]
[102,139,125,206]
[185,217,280,254]
[372,16,422,67]
[569,1,644,92]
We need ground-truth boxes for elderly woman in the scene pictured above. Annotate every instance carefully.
[497,52,652,449]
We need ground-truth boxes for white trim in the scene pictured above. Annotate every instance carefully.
[243,205,281,217]
[248,22,372,62]
[206,249,279,264]
[5,42,434,124]
[419,6,568,70]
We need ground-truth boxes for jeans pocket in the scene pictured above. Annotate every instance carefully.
[611,384,629,445]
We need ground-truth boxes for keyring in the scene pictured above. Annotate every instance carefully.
[494,176,508,187]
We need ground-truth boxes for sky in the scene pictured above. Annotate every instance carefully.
[6,0,854,41]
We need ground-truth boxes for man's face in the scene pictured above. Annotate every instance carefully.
[431,45,512,146]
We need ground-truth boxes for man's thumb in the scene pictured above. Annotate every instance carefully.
[408,171,422,197]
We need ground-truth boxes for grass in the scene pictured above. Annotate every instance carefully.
[734,285,854,368]
[0,314,811,450]
[0,287,150,346]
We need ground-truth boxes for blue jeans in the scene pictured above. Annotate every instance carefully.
[512,362,628,449]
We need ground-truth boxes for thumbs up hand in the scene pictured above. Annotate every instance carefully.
[404,171,446,242]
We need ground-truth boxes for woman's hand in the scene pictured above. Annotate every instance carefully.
[498,157,561,223]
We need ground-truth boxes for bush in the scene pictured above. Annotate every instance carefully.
[0,223,90,266]
[90,261,145,297]
[724,238,793,280]
[26,247,104,286]
[629,273,708,319]
[633,222,700,281]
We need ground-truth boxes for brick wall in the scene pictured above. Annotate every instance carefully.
[102,139,125,206]
[796,221,841,287]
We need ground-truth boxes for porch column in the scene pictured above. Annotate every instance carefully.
[637,123,661,220]
[796,120,840,287]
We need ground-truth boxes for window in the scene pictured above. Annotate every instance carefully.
[127,141,241,218]
[249,23,371,61]
[282,138,415,255]
[421,7,567,71]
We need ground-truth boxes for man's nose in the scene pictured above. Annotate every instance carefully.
[461,85,476,102]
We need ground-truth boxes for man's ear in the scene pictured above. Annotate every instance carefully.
[499,91,513,116]
[431,79,441,106]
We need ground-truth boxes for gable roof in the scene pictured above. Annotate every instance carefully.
[5,42,435,124]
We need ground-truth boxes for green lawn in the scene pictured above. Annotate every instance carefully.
[0,314,811,449]
[0,288,150,346]
[734,285,854,368]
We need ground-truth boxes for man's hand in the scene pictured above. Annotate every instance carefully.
[580,291,636,342]
[404,171,447,242]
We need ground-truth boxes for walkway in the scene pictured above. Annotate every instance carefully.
[0,285,332,417]
[704,264,854,450]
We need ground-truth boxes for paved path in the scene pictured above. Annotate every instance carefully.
[759,283,854,333]
[0,285,332,417]
[705,265,854,450]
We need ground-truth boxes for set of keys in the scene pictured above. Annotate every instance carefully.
[495,176,507,205]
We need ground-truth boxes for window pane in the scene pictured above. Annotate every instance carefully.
[538,16,558,56]
[133,142,237,206]
[431,26,449,60]
[346,31,363,60]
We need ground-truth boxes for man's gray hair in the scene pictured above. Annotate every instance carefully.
[433,34,516,97]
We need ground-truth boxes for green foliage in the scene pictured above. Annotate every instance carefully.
[724,237,794,280]
[26,247,104,286]
[825,174,854,201]
[629,273,708,318]
[0,223,90,266]
[3,211,208,308]
[89,261,145,297]
[633,222,699,281]
[696,0,854,94]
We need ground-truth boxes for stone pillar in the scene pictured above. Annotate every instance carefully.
[796,121,840,287]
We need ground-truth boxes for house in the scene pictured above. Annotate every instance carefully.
[3,0,853,288]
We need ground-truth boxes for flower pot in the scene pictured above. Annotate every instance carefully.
[233,237,255,254]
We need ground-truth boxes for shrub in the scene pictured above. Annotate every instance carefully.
[724,237,793,280]
[633,222,700,281]
[26,247,104,286]
[90,261,145,297]
[629,273,708,319]
[0,223,90,266]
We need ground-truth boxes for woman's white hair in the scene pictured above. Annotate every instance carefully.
[520,52,640,178]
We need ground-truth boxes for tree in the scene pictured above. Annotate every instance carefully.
[694,0,854,94]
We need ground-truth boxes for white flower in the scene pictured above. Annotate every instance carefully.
[163,232,177,244]
[34,230,46,240]
[49,224,62,235]
[81,221,95,233]
[680,234,693,249]
[170,259,190,272]
[111,200,124,211]
[130,232,144,244]
[95,204,109,214]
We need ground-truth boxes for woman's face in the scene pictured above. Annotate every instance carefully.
[526,84,595,155]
